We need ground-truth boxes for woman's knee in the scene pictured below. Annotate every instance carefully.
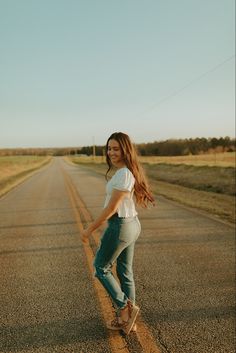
[116,262,133,281]
[94,261,111,279]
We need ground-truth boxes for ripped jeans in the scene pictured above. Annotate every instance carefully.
[94,214,141,310]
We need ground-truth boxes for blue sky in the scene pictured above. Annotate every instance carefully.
[0,0,235,148]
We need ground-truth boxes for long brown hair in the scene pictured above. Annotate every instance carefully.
[105,132,155,208]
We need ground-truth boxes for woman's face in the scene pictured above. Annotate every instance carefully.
[107,139,125,167]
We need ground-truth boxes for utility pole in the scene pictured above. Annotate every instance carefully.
[92,136,96,161]
[102,148,105,162]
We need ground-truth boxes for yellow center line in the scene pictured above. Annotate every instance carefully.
[62,167,162,353]
[62,169,130,353]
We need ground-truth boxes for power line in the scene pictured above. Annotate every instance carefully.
[135,54,235,118]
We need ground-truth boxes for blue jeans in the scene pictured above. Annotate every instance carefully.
[94,214,141,310]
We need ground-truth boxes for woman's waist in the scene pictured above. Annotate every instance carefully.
[108,212,138,223]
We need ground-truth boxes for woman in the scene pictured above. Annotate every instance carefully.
[81,132,154,335]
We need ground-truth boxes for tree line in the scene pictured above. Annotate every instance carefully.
[79,136,235,156]
[0,136,235,157]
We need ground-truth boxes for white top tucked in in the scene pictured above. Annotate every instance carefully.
[104,167,137,218]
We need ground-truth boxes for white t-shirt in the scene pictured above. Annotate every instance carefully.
[104,167,137,218]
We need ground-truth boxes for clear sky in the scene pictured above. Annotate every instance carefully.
[0,0,235,148]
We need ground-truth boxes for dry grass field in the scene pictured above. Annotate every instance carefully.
[138,152,235,167]
[70,152,235,167]
[0,155,52,197]
[67,152,235,224]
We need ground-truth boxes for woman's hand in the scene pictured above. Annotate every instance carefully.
[81,228,92,244]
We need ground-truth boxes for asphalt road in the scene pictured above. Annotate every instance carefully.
[0,157,235,353]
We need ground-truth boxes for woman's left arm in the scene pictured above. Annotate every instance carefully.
[81,189,129,243]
